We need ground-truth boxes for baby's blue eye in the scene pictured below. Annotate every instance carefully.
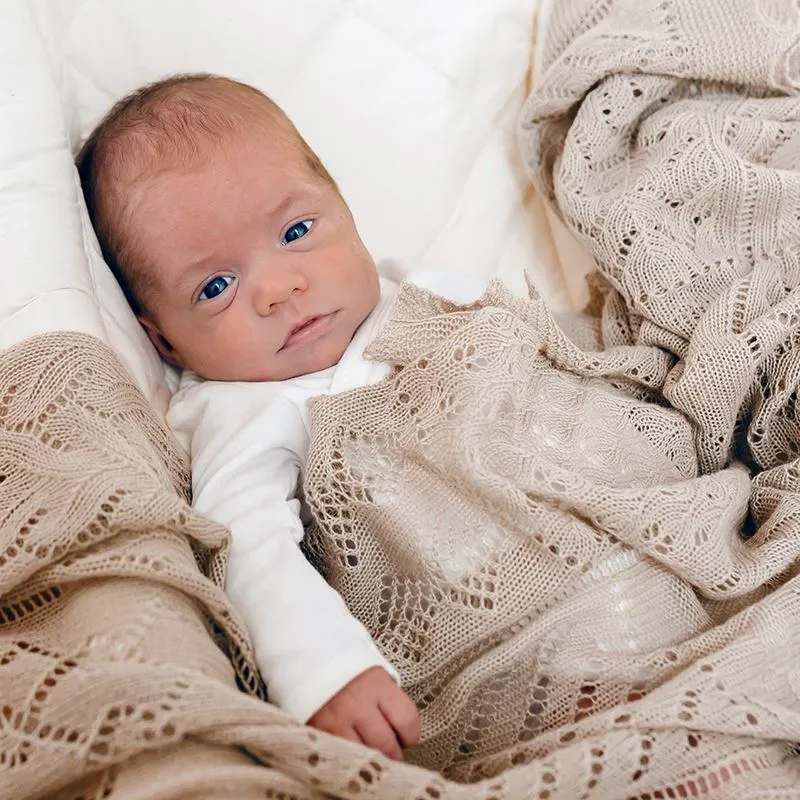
[282,219,314,245]
[198,275,235,301]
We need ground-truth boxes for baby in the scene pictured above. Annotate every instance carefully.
[78,74,482,759]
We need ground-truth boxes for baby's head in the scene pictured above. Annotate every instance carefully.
[78,74,379,381]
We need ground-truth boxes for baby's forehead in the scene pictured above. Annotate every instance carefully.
[111,95,290,184]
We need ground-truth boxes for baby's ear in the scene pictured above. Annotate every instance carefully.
[138,315,185,368]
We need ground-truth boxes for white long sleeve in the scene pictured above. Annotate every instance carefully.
[168,380,396,722]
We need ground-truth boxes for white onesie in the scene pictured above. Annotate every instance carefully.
[167,266,484,722]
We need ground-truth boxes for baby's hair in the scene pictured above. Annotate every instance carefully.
[77,73,336,314]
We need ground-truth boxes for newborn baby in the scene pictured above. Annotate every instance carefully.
[78,73,483,759]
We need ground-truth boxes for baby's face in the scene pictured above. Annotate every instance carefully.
[129,121,380,381]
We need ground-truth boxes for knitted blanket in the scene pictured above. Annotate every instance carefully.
[4,0,800,797]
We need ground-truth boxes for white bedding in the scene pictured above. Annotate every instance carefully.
[0,0,578,413]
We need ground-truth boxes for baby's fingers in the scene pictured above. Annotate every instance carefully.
[310,714,362,747]
[381,692,421,749]
[355,713,404,761]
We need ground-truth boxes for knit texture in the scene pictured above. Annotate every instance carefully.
[3,0,800,797]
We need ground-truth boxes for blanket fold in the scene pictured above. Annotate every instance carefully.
[4,0,800,797]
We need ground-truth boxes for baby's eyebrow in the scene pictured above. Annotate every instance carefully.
[175,254,221,298]
[269,192,298,217]
[267,190,304,221]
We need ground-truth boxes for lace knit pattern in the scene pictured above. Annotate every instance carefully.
[3,0,800,796]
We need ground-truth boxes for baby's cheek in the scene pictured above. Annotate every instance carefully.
[206,320,256,372]
[317,330,350,371]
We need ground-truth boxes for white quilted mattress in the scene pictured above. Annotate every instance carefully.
[0,0,582,414]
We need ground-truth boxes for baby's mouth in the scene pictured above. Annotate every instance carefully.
[280,312,337,351]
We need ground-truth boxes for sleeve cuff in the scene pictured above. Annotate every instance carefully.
[273,643,399,723]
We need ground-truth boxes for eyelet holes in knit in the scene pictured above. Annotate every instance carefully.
[630,753,773,799]
[0,383,18,421]
[0,507,49,569]
[519,674,552,741]
[3,488,126,572]
[378,577,440,664]
[0,587,62,626]
[90,696,182,762]
[1,647,83,769]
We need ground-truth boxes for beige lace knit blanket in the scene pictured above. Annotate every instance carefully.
[4,0,800,797]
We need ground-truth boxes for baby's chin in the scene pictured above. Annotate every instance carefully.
[275,342,351,381]
[190,342,350,383]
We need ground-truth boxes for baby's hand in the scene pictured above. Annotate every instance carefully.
[307,667,420,760]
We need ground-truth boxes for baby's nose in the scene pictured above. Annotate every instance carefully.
[253,269,307,316]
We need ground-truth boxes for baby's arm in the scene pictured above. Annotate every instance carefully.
[169,383,419,755]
